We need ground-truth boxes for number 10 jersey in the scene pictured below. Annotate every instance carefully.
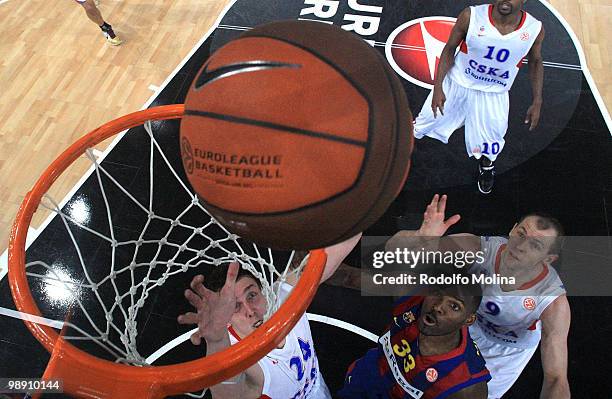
[448,4,542,93]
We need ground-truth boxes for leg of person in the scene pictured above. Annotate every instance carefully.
[75,0,122,45]
[464,89,509,194]
[471,328,539,399]
[413,76,468,144]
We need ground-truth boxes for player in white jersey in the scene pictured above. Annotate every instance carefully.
[468,235,566,398]
[177,234,361,399]
[413,0,544,194]
[386,195,571,399]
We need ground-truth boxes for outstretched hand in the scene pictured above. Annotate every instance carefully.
[417,194,461,237]
[177,262,239,345]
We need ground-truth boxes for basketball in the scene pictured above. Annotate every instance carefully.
[180,20,413,249]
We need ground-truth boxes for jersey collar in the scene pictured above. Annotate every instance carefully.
[417,325,469,363]
[488,4,527,33]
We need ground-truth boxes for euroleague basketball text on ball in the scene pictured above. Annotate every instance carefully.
[192,148,284,181]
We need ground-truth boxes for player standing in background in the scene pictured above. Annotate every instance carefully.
[386,195,571,398]
[74,0,122,45]
[414,0,544,194]
[177,234,362,399]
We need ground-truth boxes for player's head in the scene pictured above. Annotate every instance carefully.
[494,0,525,16]
[204,263,267,338]
[506,213,564,268]
[419,273,482,336]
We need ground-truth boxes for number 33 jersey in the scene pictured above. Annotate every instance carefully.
[448,4,542,93]
[228,282,330,399]
[375,296,490,398]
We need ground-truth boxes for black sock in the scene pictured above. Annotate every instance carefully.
[100,22,116,38]
[480,157,494,168]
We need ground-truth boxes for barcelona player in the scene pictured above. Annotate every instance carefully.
[339,276,490,398]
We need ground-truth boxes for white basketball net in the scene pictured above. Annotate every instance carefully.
[23,119,307,374]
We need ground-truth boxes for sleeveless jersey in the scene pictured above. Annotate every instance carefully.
[448,4,542,93]
[375,296,490,398]
[469,236,566,349]
[228,283,329,399]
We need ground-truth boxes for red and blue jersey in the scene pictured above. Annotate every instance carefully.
[339,296,490,399]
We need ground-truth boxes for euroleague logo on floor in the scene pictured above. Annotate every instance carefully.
[385,17,457,89]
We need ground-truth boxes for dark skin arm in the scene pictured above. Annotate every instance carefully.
[384,194,479,298]
[432,7,470,118]
[385,194,478,253]
[525,27,545,131]
[446,381,488,399]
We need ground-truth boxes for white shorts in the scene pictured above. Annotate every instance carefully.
[470,325,539,399]
[414,76,510,161]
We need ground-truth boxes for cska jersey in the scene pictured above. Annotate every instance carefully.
[374,296,490,398]
[448,4,542,93]
[469,236,566,349]
[228,283,330,399]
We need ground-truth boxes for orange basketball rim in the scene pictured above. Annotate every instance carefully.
[8,104,327,398]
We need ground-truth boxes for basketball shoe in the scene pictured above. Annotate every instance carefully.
[477,157,495,194]
[101,24,122,46]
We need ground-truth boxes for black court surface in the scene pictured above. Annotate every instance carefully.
[1,1,611,398]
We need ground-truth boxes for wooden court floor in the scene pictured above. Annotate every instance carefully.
[0,0,609,256]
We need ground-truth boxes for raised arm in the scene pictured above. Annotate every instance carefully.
[285,233,362,286]
[431,7,470,117]
[539,295,571,399]
[320,233,362,283]
[525,27,545,131]
[177,263,264,398]
[385,194,478,253]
